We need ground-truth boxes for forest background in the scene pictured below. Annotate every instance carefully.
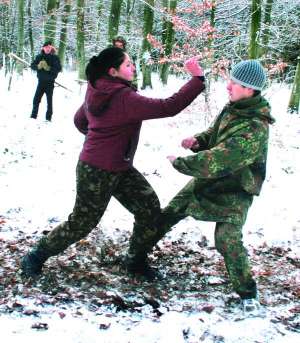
[0,0,299,113]
[0,1,300,341]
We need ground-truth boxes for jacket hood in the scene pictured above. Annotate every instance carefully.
[228,95,275,124]
[85,77,133,116]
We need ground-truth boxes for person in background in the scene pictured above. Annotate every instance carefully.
[30,41,62,121]
[112,36,127,50]
[21,47,205,281]
[131,60,275,316]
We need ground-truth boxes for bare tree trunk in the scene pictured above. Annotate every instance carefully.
[141,0,154,89]
[261,0,274,57]
[0,1,10,72]
[159,0,177,85]
[27,0,34,60]
[208,0,216,52]
[248,0,262,59]
[126,0,135,33]
[58,0,71,68]
[44,0,59,43]
[288,56,300,113]
[108,0,123,44]
[17,0,24,74]
[77,0,86,79]
[2,2,16,76]
[161,0,168,46]
[96,1,103,44]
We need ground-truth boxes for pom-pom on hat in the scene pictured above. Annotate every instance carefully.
[230,60,266,91]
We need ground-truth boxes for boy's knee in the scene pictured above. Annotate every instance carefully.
[215,223,242,254]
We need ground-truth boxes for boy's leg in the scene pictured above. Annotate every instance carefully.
[31,82,45,118]
[45,83,54,121]
[214,222,257,299]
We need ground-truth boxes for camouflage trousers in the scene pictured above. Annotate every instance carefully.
[37,160,161,259]
[149,205,257,299]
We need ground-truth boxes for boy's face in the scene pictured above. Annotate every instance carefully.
[227,80,254,102]
[42,45,53,54]
[114,40,124,49]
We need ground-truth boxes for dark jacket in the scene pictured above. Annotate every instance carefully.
[74,76,205,172]
[170,95,275,225]
[31,52,62,82]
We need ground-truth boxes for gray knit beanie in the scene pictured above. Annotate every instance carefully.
[230,60,266,91]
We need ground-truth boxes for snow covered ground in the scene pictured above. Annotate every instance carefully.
[0,68,299,342]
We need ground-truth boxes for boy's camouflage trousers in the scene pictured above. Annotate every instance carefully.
[148,207,257,299]
[37,160,161,259]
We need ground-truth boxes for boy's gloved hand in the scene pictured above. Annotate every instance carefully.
[167,155,177,163]
[181,136,199,149]
[37,60,51,71]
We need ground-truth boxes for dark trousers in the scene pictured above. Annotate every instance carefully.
[31,81,55,121]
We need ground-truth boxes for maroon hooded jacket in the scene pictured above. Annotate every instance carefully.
[74,76,205,172]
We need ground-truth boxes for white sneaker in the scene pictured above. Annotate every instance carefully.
[242,298,262,317]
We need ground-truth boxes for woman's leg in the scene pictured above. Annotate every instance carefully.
[214,222,257,299]
[113,167,161,260]
[21,161,118,276]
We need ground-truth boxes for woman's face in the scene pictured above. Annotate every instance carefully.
[112,54,135,81]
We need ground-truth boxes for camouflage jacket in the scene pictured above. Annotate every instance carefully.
[173,95,274,196]
[169,95,275,225]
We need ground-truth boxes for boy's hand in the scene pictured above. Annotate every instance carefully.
[37,60,50,71]
[181,136,199,149]
[167,155,177,163]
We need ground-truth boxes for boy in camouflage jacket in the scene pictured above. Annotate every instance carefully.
[128,60,275,314]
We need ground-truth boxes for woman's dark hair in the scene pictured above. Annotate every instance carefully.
[85,47,126,86]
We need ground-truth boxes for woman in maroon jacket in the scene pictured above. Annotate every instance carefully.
[21,47,205,280]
